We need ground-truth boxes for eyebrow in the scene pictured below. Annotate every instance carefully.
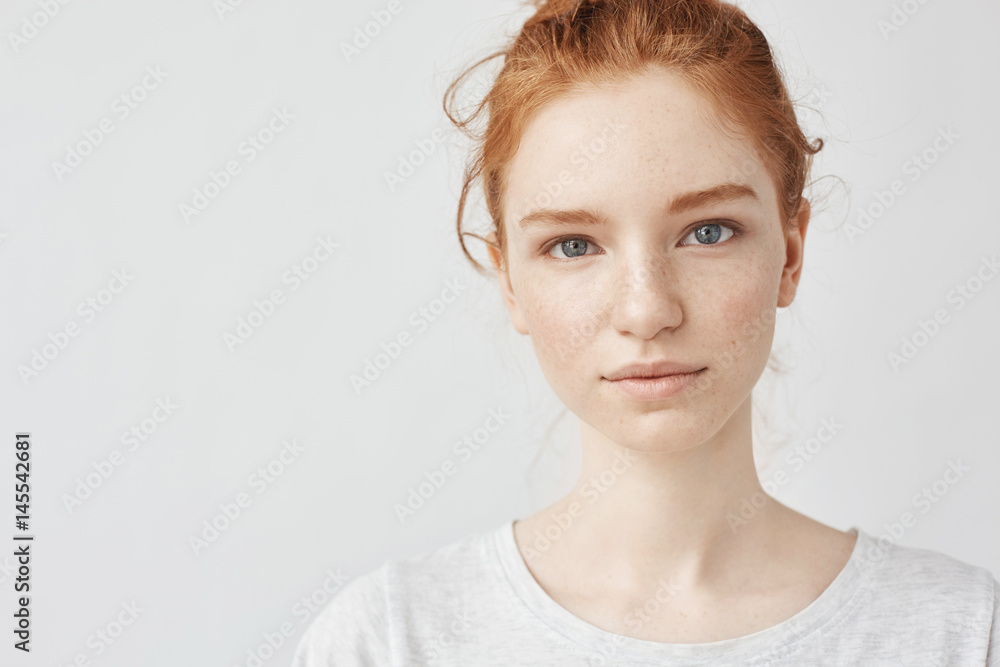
[517,182,761,229]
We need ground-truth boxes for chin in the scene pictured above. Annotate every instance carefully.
[584,405,721,453]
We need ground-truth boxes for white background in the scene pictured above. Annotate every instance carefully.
[0,0,997,665]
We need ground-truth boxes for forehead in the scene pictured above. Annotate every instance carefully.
[502,67,777,229]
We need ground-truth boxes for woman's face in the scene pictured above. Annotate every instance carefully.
[491,66,809,453]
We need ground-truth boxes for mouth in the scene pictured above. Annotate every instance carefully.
[602,368,707,401]
[602,360,706,382]
[603,368,706,381]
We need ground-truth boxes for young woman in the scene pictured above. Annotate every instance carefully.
[295,0,999,663]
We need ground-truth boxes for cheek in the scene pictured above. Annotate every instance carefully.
[516,273,611,379]
[694,261,778,377]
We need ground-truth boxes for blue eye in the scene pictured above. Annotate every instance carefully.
[547,237,600,259]
[682,222,736,245]
[544,222,740,259]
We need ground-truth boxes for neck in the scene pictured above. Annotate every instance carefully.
[518,398,788,593]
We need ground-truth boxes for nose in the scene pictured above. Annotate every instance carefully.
[610,251,684,340]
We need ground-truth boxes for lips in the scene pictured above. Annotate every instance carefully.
[603,360,705,381]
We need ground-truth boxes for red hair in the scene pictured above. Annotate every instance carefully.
[443,0,823,273]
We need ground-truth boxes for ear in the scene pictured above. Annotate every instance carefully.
[486,230,529,335]
[777,197,810,308]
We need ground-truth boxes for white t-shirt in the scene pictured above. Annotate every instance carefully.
[292,520,1000,665]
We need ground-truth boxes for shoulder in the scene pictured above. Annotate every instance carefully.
[385,522,503,599]
[854,532,999,657]
[292,562,393,667]
[292,523,506,667]
[866,535,996,608]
